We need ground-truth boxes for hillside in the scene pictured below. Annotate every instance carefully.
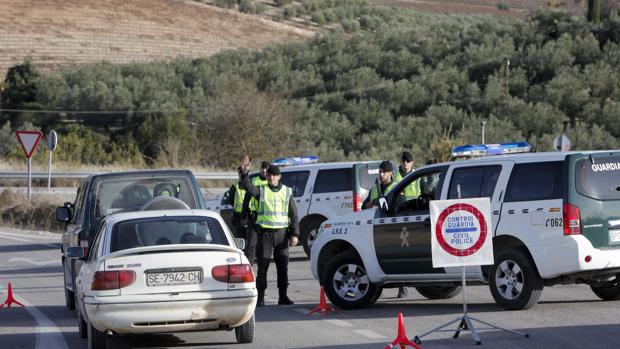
[0,0,316,77]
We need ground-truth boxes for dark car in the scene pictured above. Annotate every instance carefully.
[56,170,206,310]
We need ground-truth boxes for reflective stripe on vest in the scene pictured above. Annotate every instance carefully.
[256,185,292,229]
[233,183,246,213]
[394,168,421,200]
[250,176,268,212]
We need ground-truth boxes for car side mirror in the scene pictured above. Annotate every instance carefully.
[66,246,88,259]
[378,197,389,213]
[234,238,246,250]
[56,206,71,223]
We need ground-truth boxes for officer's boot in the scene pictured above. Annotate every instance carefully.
[257,289,265,307]
[278,287,294,305]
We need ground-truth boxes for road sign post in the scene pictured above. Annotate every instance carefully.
[415,190,528,345]
[46,130,58,191]
[16,130,43,200]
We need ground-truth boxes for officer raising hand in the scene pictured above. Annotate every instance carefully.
[239,155,299,307]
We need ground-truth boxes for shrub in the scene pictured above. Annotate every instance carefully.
[497,3,511,11]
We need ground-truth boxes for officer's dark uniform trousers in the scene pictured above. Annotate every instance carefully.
[255,227,289,294]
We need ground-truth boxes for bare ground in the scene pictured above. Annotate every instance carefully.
[0,0,316,77]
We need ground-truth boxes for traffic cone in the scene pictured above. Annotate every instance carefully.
[385,312,422,349]
[307,286,336,315]
[1,282,25,308]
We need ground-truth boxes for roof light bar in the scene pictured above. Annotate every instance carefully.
[272,155,319,166]
[451,142,531,158]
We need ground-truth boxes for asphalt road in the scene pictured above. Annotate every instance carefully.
[1,227,619,349]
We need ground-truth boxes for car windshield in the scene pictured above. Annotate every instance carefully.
[110,216,229,252]
[94,176,197,218]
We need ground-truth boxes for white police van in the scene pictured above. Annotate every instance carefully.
[206,157,390,257]
[311,143,620,310]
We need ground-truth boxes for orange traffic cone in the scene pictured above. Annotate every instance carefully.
[1,282,25,308]
[385,312,422,349]
[307,286,336,315]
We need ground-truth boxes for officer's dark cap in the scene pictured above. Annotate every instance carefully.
[267,165,281,176]
[379,160,393,172]
[401,151,414,162]
[260,161,271,169]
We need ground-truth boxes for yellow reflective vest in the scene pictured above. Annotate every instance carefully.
[256,185,293,229]
[394,167,420,200]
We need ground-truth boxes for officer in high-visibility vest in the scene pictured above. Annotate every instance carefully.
[241,161,271,265]
[223,166,247,239]
[394,151,421,201]
[363,160,397,209]
[240,156,299,307]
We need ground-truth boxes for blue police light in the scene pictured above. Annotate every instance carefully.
[272,155,319,166]
[451,142,531,158]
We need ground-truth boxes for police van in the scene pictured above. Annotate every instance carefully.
[206,158,391,257]
[310,143,620,310]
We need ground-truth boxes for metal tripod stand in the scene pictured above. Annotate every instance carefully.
[414,266,529,345]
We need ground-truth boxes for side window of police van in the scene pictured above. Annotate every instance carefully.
[281,171,310,197]
[313,168,353,194]
[396,170,442,213]
[448,166,501,199]
[505,162,562,202]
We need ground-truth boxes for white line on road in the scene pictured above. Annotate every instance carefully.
[0,233,30,242]
[324,319,354,327]
[354,329,386,339]
[0,284,69,349]
[9,257,58,266]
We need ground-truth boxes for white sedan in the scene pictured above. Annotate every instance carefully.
[66,209,257,349]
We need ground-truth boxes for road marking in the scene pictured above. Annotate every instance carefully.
[325,319,354,327]
[0,233,30,242]
[0,284,69,349]
[354,329,386,339]
[9,257,58,266]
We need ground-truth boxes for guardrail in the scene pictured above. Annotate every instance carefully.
[0,171,237,180]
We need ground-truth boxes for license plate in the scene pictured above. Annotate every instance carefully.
[146,270,202,287]
[610,230,620,244]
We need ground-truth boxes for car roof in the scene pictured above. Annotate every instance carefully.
[87,169,194,181]
[427,150,617,168]
[277,160,382,171]
[103,209,219,225]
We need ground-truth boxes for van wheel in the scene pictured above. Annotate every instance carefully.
[63,260,75,310]
[489,249,543,310]
[301,217,325,257]
[77,308,87,339]
[321,252,379,309]
[416,286,462,300]
[590,280,620,301]
[87,323,106,349]
[235,314,255,343]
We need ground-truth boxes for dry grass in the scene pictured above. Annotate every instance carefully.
[0,0,316,77]
[0,189,64,233]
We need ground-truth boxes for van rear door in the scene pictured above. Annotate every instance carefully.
[569,152,620,249]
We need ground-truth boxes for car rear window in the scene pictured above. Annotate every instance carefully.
[505,162,563,202]
[576,156,620,200]
[110,216,228,252]
[313,168,353,193]
[281,171,310,197]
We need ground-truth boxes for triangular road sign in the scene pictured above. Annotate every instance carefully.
[16,130,43,158]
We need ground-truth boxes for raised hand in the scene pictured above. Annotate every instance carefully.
[240,154,251,173]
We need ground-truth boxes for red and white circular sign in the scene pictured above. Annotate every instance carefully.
[435,203,488,257]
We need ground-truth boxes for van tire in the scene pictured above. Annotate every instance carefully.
[590,281,620,301]
[301,217,325,257]
[489,249,543,310]
[321,252,379,309]
[416,286,462,300]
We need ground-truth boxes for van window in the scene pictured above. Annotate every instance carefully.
[576,156,620,200]
[313,168,353,193]
[505,162,562,202]
[358,164,380,191]
[448,166,501,199]
[281,171,310,198]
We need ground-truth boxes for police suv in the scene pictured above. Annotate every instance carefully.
[206,158,391,257]
[311,143,620,310]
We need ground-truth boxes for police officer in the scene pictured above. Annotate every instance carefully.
[223,167,247,239]
[394,151,420,201]
[241,161,271,264]
[363,160,397,209]
[240,156,299,307]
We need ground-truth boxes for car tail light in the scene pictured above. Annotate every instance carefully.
[563,203,582,235]
[91,270,136,290]
[212,264,254,283]
[353,192,363,212]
